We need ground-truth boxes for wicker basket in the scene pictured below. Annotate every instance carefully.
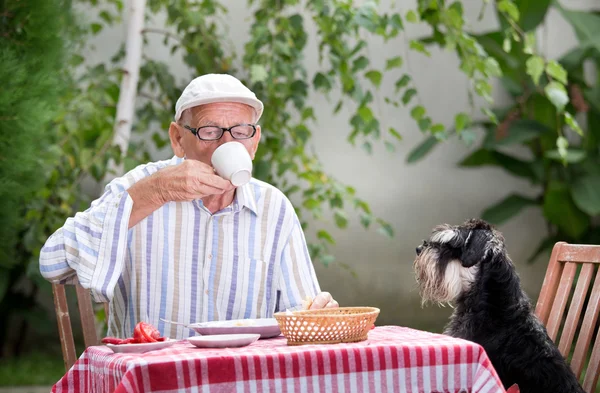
[274,307,380,345]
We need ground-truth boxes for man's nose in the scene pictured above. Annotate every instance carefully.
[416,245,423,256]
[220,130,236,143]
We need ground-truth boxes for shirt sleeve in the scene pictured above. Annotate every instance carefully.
[39,170,142,303]
[276,215,322,312]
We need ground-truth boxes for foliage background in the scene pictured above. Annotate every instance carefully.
[0,0,599,385]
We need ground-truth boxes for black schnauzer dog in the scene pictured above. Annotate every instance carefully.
[413,218,585,393]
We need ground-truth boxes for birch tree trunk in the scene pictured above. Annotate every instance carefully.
[105,0,147,183]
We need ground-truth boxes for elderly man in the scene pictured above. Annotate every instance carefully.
[40,74,338,339]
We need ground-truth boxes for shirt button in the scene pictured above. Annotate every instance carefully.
[205,290,209,295]
[208,254,212,259]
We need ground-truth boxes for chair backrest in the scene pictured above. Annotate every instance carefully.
[52,282,108,371]
[534,242,600,392]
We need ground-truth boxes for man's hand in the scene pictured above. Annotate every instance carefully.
[153,159,234,203]
[128,159,234,228]
[308,292,339,310]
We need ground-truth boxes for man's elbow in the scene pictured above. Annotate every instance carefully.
[39,243,72,283]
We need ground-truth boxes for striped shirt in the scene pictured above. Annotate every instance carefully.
[39,155,321,339]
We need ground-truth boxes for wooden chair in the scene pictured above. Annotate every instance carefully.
[52,282,108,371]
[534,242,600,392]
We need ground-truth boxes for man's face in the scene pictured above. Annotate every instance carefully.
[169,102,261,166]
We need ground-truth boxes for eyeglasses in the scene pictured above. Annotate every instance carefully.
[183,123,257,141]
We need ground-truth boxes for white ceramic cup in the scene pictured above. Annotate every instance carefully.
[210,141,253,187]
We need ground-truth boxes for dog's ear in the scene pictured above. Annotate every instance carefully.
[460,229,492,267]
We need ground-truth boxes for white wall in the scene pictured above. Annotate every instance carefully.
[82,0,599,331]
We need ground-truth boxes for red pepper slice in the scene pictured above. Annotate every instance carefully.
[101,337,126,345]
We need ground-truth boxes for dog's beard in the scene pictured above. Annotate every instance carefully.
[414,248,478,306]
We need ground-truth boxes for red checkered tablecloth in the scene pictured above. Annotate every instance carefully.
[52,326,506,393]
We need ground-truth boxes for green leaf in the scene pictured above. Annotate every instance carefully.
[555,5,600,52]
[250,64,268,83]
[523,32,536,54]
[459,129,477,146]
[406,136,438,163]
[354,3,379,32]
[482,108,499,124]
[484,58,502,77]
[395,75,411,92]
[499,77,524,96]
[516,0,551,31]
[70,54,85,67]
[544,82,569,112]
[525,55,545,85]
[334,210,349,229]
[406,10,419,23]
[362,141,373,154]
[303,198,320,210]
[486,119,552,147]
[409,40,431,56]
[564,112,583,136]
[320,254,335,267]
[475,79,493,102]
[571,175,600,216]
[454,113,470,132]
[365,70,382,87]
[352,56,370,72]
[482,194,538,225]
[545,60,568,85]
[358,105,374,122]
[388,127,402,141]
[377,220,395,238]
[503,37,512,53]
[402,88,417,105]
[557,135,569,157]
[460,149,496,166]
[498,0,520,21]
[385,56,403,70]
[317,230,336,245]
[91,23,103,34]
[410,105,426,120]
[430,124,444,134]
[384,141,395,152]
[313,72,332,92]
[460,149,537,181]
[545,149,586,163]
[418,117,431,131]
[360,213,373,228]
[99,10,113,24]
[543,181,589,239]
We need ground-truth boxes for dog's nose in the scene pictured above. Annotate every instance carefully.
[416,245,423,256]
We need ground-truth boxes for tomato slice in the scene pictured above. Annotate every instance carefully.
[133,322,146,342]
[136,322,158,343]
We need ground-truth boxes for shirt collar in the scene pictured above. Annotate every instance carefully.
[235,180,258,215]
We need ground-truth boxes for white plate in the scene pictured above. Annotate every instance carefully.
[188,318,281,338]
[105,339,177,354]
[188,334,260,348]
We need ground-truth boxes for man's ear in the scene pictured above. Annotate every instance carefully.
[460,230,492,268]
[169,122,185,158]
[250,125,261,159]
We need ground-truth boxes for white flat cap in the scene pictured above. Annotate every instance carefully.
[174,74,264,122]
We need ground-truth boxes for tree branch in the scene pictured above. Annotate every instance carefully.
[141,27,182,44]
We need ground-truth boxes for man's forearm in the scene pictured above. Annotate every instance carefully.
[127,175,166,228]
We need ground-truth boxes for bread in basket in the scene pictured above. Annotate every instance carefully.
[274,307,380,345]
